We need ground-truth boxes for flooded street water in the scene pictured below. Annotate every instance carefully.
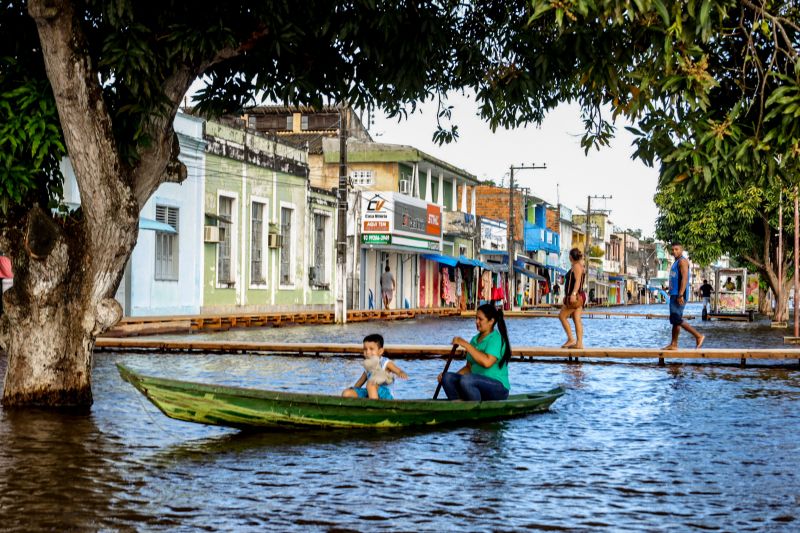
[2,303,799,531]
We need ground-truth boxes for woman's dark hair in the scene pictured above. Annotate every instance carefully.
[363,333,384,348]
[476,303,512,368]
[569,248,583,261]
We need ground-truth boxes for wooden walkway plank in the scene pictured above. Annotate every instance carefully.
[94,339,800,363]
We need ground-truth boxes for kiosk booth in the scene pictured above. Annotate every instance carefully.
[708,267,755,321]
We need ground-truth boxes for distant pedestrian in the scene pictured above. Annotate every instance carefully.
[552,282,561,304]
[662,242,705,350]
[380,263,395,309]
[699,279,714,311]
[559,248,586,349]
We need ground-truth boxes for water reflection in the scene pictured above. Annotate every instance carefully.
[0,408,151,531]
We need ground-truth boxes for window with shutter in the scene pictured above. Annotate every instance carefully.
[251,202,265,284]
[154,205,179,281]
[218,197,234,284]
[280,207,292,285]
[312,213,328,286]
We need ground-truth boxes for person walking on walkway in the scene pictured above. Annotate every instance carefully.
[559,248,586,349]
[662,242,705,350]
[699,279,714,311]
[380,263,395,309]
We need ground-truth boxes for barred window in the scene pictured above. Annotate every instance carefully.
[154,205,179,281]
[350,170,374,186]
[251,202,265,284]
[218,197,234,283]
[311,213,328,285]
[280,207,293,284]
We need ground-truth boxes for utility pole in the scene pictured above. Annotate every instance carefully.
[335,105,348,324]
[508,163,546,309]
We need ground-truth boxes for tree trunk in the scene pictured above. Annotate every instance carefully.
[1,207,126,408]
[758,285,771,316]
[0,0,139,408]
[760,264,791,322]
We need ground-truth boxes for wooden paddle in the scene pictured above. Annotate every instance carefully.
[432,344,459,399]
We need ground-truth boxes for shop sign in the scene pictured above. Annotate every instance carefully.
[394,199,428,237]
[360,192,442,249]
[426,205,442,236]
[362,194,391,234]
[362,234,391,245]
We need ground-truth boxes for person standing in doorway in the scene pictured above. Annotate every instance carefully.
[699,279,714,311]
[380,263,395,309]
[662,242,705,350]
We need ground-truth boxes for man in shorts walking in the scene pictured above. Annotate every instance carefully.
[662,242,705,350]
[380,263,395,309]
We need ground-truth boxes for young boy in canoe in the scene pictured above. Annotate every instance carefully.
[342,334,407,400]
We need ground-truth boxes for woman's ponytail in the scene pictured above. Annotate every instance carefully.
[494,309,512,368]
[476,303,513,368]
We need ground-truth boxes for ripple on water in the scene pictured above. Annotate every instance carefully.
[1,305,799,530]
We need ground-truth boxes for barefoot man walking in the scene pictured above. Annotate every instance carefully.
[663,242,705,350]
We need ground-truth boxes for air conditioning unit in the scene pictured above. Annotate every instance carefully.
[268,233,283,248]
[399,179,411,195]
[204,225,222,243]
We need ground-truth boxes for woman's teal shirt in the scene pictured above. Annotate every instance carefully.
[466,329,510,390]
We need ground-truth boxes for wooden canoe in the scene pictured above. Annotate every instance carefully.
[117,363,565,429]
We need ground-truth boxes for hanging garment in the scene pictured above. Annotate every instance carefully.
[481,270,492,301]
[442,267,451,305]
[455,268,463,298]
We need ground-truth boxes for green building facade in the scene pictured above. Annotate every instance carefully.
[202,121,336,312]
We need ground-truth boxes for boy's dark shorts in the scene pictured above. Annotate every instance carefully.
[669,296,685,325]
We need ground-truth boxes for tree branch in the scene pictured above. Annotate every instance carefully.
[28,0,132,226]
[29,0,138,301]
[199,27,270,71]
[744,254,765,269]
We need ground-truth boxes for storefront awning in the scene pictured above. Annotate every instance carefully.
[139,217,178,234]
[547,265,567,274]
[457,255,488,269]
[516,255,544,268]
[479,249,508,257]
[483,262,509,273]
[421,253,459,267]
[514,266,546,281]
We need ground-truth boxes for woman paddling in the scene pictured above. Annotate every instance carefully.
[438,303,511,401]
[559,248,586,349]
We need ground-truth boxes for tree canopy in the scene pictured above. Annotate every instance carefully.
[3,1,799,221]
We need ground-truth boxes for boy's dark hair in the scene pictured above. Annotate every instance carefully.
[363,333,384,348]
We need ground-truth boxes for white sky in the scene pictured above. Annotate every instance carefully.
[368,93,659,237]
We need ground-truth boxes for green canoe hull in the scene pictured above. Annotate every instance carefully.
[117,363,564,429]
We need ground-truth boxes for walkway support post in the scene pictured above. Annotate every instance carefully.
[795,188,799,337]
